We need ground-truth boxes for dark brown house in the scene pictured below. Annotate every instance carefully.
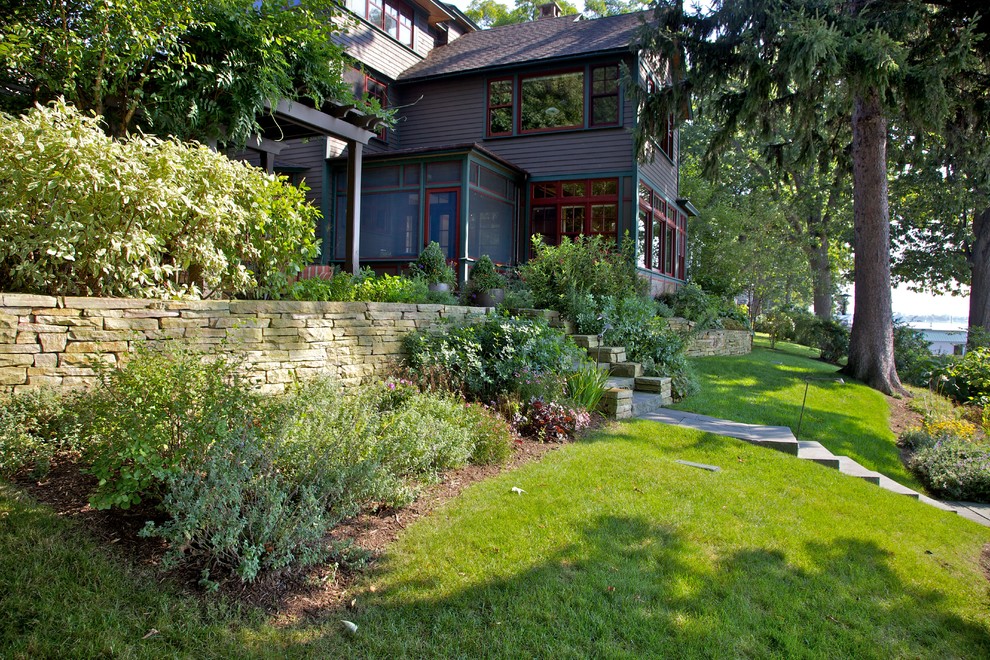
[272,1,690,293]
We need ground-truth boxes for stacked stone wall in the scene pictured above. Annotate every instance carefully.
[666,318,753,357]
[0,293,490,395]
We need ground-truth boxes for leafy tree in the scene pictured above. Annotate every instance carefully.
[584,0,647,18]
[636,0,983,394]
[0,0,377,146]
[465,0,579,28]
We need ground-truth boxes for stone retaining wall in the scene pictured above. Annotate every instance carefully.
[0,293,490,395]
[667,318,753,357]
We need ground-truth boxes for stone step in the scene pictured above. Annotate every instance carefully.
[836,456,882,485]
[587,346,626,363]
[876,475,921,500]
[634,376,671,394]
[610,361,642,378]
[796,441,841,469]
[632,391,667,416]
[605,376,635,390]
[571,334,600,349]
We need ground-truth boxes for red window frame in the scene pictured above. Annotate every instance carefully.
[529,178,619,255]
[487,78,514,137]
[518,68,586,134]
[361,0,413,47]
[590,64,620,127]
[366,75,389,142]
[637,182,686,279]
[425,188,460,262]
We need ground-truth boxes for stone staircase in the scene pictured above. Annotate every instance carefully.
[568,334,673,419]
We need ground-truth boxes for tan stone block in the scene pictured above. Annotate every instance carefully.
[104,318,159,331]
[65,341,128,354]
[225,328,262,342]
[0,312,20,328]
[62,376,97,389]
[183,328,230,339]
[275,341,311,351]
[68,328,133,341]
[122,309,180,319]
[0,329,15,343]
[0,367,27,385]
[16,332,38,344]
[288,349,325,361]
[26,374,63,388]
[402,312,440,321]
[300,328,336,342]
[367,302,417,313]
[33,353,58,369]
[161,317,208,329]
[262,327,299,337]
[270,318,306,328]
[18,322,67,334]
[39,333,68,353]
[166,300,231,312]
[144,328,186,340]
[52,366,97,377]
[305,319,334,328]
[288,313,322,321]
[321,302,369,315]
[34,314,102,328]
[393,320,418,330]
[58,352,117,367]
[372,342,404,355]
[229,300,326,315]
[0,343,39,354]
[0,353,34,368]
[255,383,286,395]
[371,319,396,327]
[266,369,295,384]
[61,296,149,309]
[2,293,58,308]
[213,317,270,329]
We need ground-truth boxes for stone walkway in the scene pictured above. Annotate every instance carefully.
[639,408,990,528]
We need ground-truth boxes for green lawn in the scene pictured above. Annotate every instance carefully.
[673,334,923,490]
[4,420,990,657]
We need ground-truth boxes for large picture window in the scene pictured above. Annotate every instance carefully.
[487,63,622,137]
[530,178,619,252]
[520,71,584,132]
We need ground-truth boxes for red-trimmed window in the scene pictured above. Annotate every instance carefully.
[349,0,413,47]
[487,78,513,136]
[530,178,619,254]
[637,182,685,279]
[366,75,389,141]
[591,64,619,126]
[519,70,585,133]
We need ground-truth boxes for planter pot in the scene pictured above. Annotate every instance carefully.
[475,288,505,308]
[428,282,451,293]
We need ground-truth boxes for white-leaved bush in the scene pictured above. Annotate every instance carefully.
[0,100,320,298]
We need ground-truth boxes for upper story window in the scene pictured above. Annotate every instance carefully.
[346,68,389,141]
[486,63,621,138]
[346,0,413,46]
[645,74,675,161]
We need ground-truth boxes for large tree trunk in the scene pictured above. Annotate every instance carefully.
[806,221,833,320]
[843,89,904,394]
[968,206,990,339]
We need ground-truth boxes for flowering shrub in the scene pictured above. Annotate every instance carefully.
[910,438,990,502]
[517,399,591,443]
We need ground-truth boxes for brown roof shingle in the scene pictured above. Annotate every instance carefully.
[398,11,651,81]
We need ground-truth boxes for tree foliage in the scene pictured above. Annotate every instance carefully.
[0,101,320,298]
[636,0,984,394]
[0,0,380,146]
[465,0,580,28]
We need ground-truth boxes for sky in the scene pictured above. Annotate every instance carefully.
[443,0,974,323]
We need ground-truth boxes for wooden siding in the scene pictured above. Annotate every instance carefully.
[637,128,679,202]
[396,75,637,176]
[334,19,423,81]
[279,137,326,206]
[412,12,436,56]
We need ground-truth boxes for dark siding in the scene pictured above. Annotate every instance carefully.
[334,20,423,81]
[396,75,636,176]
[637,131,679,202]
[412,12,435,56]
[277,137,326,206]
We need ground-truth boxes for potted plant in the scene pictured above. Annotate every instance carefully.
[410,241,456,292]
[466,255,506,307]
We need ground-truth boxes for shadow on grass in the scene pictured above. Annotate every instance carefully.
[673,347,917,485]
[293,514,990,657]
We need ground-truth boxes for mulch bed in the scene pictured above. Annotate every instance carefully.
[12,433,575,623]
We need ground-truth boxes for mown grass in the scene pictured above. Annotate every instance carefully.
[4,420,990,657]
[673,334,922,490]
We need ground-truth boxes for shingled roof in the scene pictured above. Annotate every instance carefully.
[398,11,652,82]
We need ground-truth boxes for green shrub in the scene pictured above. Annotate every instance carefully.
[409,241,456,287]
[894,324,944,387]
[910,438,990,502]
[941,347,990,405]
[404,314,583,402]
[0,101,319,298]
[140,425,332,584]
[575,294,698,399]
[85,348,260,510]
[661,283,722,329]
[288,271,357,301]
[521,234,645,320]
[808,318,849,365]
[565,361,609,412]
[0,388,83,478]
[289,269,457,305]
[461,402,515,465]
[517,399,592,443]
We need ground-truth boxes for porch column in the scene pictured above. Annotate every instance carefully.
[345,140,364,276]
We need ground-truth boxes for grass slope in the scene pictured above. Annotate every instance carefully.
[674,335,921,490]
[5,422,989,657]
